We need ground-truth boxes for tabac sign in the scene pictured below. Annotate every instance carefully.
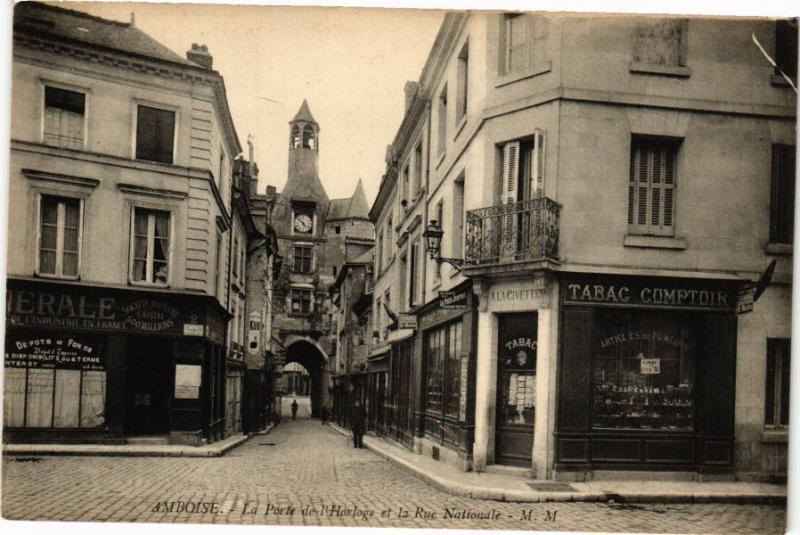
[562,275,735,311]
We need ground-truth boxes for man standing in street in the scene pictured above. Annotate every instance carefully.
[291,399,298,420]
[350,399,367,448]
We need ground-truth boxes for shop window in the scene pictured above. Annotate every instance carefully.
[290,287,313,315]
[130,207,171,286]
[592,310,696,431]
[293,245,313,274]
[424,320,463,419]
[770,144,795,245]
[38,195,82,278]
[765,338,790,428]
[628,137,679,237]
[4,334,106,429]
[43,85,85,150]
[456,42,469,125]
[632,19,687,67]
[775,20,798,81]
[135,105,175,164]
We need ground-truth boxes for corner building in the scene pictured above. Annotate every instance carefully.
[367,12,795,482]
[5,3,256,445]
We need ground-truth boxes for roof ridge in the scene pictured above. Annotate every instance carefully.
[20,2,131,28]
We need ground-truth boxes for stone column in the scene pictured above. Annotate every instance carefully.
[532,278,559,479]
[472,307,498,472]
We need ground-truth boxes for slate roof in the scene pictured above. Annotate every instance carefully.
[327,179,370,222]
[14,2,197,67]
[291,99,318,125]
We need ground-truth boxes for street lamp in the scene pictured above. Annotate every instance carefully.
[422,219,463,273]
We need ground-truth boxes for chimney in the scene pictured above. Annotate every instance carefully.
[187,43,213,69]
[403,81,419,113]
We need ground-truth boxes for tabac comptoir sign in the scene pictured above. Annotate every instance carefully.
[563,278,734,310]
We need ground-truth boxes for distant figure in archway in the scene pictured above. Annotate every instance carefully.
[350,399,367,448]
[291,399,298,421]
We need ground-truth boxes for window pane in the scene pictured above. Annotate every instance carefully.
[134,210,149,235]
[154,238,169,262]
[63,228,79,254]
[53,370,81,427]
[133,236,148,259]
[132,259,147,281]
[40,224,57,250]
[153,261,169,284]
[154,212,170,238]
[41,197,59,224]
[39,251,56,275]
[62,252,78,277]
[26,368,54,427]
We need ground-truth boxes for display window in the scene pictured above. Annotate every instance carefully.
[591,310,696,431]
[3,333,106,429]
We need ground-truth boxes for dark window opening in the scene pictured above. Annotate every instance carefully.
[135,105,175,164]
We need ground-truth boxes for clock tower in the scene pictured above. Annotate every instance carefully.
[268,100,374,419]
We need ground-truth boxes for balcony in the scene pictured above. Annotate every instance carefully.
[464,197,561,277]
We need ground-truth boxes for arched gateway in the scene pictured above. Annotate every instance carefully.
[283,339,329,417]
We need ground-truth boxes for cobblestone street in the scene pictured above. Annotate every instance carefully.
[2,420,786,533]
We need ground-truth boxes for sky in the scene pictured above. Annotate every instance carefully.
[60,1,445,205]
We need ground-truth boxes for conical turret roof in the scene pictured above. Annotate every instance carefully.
[291,99,318,125]
[345,179,370,220]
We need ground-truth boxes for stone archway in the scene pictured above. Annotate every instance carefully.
[284,339,329,417]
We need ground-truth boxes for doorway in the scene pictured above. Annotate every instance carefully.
[495,312,538,466]
[126,338,173,435]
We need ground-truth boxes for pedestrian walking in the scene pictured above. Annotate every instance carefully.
[320,405,329,425]
[291,399,298,420]
[349,399,367,448]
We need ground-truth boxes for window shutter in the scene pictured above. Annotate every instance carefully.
[663,147,675,229]
[502,141,520,204]
[532,129,546,198]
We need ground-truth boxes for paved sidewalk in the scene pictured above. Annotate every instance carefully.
[330,423,786,505]
[3,432,256,458]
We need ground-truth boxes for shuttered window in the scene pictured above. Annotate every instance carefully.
[628,138,678,236]
[770,144,795,244]
[135,105,175,164]
[43,86,85,150]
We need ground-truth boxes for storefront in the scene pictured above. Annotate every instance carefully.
[4,278,229,445]
[417,281,477,470]
[385,334,414,449]
[555,273,738,475]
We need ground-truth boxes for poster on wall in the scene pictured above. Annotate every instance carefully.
[174,364,202,399]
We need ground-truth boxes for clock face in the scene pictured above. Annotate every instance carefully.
[294,214,313,233]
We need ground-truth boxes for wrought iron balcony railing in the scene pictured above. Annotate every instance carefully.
[465,197,561,268]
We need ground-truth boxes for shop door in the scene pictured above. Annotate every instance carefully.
[127,340,173,435]
[495,313,538,466]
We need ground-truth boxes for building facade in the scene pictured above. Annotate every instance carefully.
[362,12,795,482]
[269,101,373,418]
[5,3,262,445]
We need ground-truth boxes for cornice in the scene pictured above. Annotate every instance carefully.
[117,183,187,200]
[22,169,99,189]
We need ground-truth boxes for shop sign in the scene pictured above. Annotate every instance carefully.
[397,314,417,330]
[640,358,661,375]
[736,285,754,315]
[563,276,734,311]
[248,311,263,353]
[6,285,215,338]
[439,290,467,310]
[174,364,202,399]
[488,277,550,311]
[4,334,103,370]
